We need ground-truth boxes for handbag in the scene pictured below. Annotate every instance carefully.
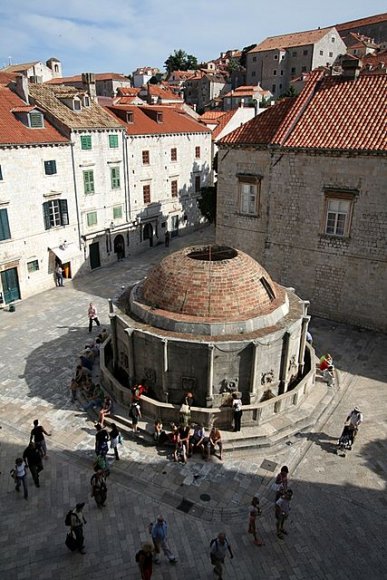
[65,531,78,552]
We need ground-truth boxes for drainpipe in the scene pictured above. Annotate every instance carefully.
[249,341,259,403]
[70,140,82,250]
[162,338,169,402]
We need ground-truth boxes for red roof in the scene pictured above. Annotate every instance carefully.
[106,105,211,136]
[220,71,387,152]
[249,27,334,53]
[146,84,183,101]
[46,72,130,85]
[336,12,387,31]
[0,85,69,145]
[0,71,16,85]
[212,110,238,139]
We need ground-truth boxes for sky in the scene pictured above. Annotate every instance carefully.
[0,1,386,76]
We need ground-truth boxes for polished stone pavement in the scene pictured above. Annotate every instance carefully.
[0,226,386,579]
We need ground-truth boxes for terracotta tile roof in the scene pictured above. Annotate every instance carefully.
[106,104,211,136]
[361,49,387,69]
[46,72,130,85]
[29,84,123,130]
[116,87,140,97]
[284,73,387,151]
[0,85,69,145]
[336,12,387,31]
[0,71,16,85]
[219,99,294,145]
[147,84,183,101]
[212,110,238,139]
[200,111,227,121]
[2,61,39,73]
[113,96,145,105]
[46,74,81,85]
[249,27,334,53]
[220,71,387,152]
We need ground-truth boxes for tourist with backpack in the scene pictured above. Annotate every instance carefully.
[65,502,87,554]
[135,542,154,579]
[129,400,141,435]
[210,532,233,578]
[90,469,107,507]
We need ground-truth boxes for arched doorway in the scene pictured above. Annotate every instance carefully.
[143,223,153,247]
[114,234,125,261]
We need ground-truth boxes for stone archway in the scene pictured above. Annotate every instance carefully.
[114,234,125,261]
[143,223,153,247]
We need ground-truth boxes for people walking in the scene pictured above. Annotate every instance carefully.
[129,400,141,434]
[232,393,243,432]
[23,442,43,487]
[346,406,363,441]
[150,515,177,564]
[164,230,170,247]
[69,503,87,554]
[273,465,289,500]
[69,378,78,403]
[248,496,264,546]
[210,532,233,578]
[88,302,101,333]
[11,458,28,499]
[136,543,154,580]
[95,423,109,457]
[109,423,121,460]
[275,489,293,539]
[55,264,64,287]
[30,419,51,459]
[90,470,107,507]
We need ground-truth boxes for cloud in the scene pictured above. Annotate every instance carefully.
[0,0,385,74]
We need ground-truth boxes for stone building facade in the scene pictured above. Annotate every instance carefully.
[246,27,346,97]
[216,69,387,331]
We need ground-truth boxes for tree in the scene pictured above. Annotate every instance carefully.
[278,85,298,99]
[239,44,257,68]
[164,49,198,74]
[227,58,240,75]
[149,76,159,84]
[197,185,217,224]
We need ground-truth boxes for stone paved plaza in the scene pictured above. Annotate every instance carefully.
[0,226,386,580]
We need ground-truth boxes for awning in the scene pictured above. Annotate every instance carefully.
[49,243,80,263]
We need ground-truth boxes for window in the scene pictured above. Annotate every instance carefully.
[29,111,44,128]
[27,260,39,273]
[195,175,201,193]
[291,67,296,75]
[73,100,81,111]
[83,170,95,194]
[272,84,276,93]
[325,197,352,237]
[171,180,178,197]
[0,208,11,240]
[260,277,275,301]
[126,112,134,123]
[87,211,98,227]
[81,135,92,150]
[292,51,297,57]
[0,165,2,180]
[110,167,120,189]
[195,146,201,159]
[329,52,333,57]
[43,199,69,229]
[302,66,307,72]
[253,56,257,62]
[239,180,259,216]
[331,37,335,42]
[113,205,123,219]
[44,160,57,175]
[274,54,278,60]
[83,96,90,107]
[109,134,119,148]
[303,49,308,56]
[171,148,177,162]
[142,150,150,164]
[143,184,151,204]
[273,69,277,75]
[280,70,284,76]
[252,71,256,77]
[320,50,324,56]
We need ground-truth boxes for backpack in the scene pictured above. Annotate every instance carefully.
[65,510,73,526]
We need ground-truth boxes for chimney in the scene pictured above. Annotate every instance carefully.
[82,73,97,100]
[15,74,29,103]
[341,57,362,79]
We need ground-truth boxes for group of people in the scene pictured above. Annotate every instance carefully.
[10,419,51,500]
[319,352,335,387]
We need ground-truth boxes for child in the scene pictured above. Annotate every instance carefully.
[248,496,264,546]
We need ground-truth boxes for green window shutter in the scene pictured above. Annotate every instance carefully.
[81,135,92,150]
[83,170,95,194]
[87,212,97,226]
[0,208,11,240]
[109,134,119,148]
[111,167,120,189]
[42,202,51,230]
[113,205,122,219]
[59,199,69,226]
